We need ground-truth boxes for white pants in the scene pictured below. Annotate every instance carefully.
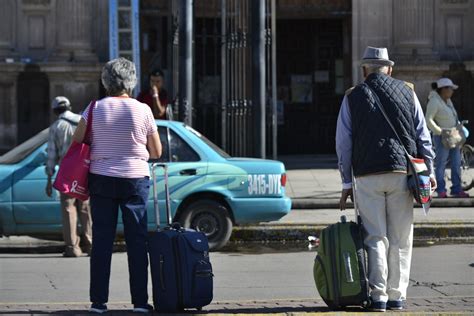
[355,173,414,302]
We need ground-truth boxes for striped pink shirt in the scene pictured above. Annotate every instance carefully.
[82,96,157,178]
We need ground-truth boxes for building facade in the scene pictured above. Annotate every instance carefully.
[0,0,473,155]
[0,0,108,152]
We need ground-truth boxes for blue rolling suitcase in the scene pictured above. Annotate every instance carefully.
[148,163,213,312]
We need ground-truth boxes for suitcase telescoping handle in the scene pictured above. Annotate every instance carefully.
[151,162,173,229]
[351,170,362,226]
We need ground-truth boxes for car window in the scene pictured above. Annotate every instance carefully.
[184,125,231,158]
[170,129,200,162]
[0,129,49,164]
[155,126,170,163]
[155,126,200,162]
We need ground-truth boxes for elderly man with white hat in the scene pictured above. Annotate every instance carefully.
[336,47,436,311]
[425,78,469,198]
[46,96,92,257]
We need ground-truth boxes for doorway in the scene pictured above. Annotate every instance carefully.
[17,64,50,144]
[276,19,350,154]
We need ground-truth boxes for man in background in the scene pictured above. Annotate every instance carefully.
[137,68,173,120]
[45,96,92,257]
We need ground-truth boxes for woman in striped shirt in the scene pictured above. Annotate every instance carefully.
[73,58,161,314]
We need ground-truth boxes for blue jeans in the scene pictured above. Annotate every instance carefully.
[433,135,462,194]
[88,173,150,305]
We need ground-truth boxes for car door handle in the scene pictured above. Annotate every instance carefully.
[179,169,197,176]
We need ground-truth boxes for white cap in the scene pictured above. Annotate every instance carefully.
[51,96,71,109]
[436,78,458,90]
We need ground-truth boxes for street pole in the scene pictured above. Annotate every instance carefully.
[270,0,277,160]
[220,0,227,151]
[251,0,266,158]
[178,0,193,126]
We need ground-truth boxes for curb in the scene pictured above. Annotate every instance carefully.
[291,198,474,209]
[1,223,473,252]
[230,223,474,243]
[0,299,472,315]
[0,225,474,254]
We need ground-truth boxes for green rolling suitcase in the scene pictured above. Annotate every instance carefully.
[313,214,369,309]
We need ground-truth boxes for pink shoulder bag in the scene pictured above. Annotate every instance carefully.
[53,101,95,201]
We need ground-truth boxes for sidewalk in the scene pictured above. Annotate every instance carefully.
[281,155,474,208]
[232,207,474,243]
[226,155,474,244]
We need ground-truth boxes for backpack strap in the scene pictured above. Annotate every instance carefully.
[59,117,79,126]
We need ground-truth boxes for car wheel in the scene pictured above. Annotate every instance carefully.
[180,199,233,251]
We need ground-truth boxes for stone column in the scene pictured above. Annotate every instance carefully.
[54,0,97,62]
[352,0,393,83]
[0,0,17,59]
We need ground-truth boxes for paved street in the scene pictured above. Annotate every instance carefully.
[0,244,473,314]
[1,157,473,314]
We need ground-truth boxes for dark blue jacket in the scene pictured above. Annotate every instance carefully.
[348,73,417,177]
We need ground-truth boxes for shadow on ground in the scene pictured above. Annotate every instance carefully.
[0,305,361,315]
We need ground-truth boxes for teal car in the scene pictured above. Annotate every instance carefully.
[0,121,292,249]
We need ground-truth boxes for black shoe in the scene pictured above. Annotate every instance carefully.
[133,304,153,313]
[387,300,404,310]
[368,301,386,312]
[89,303,107,314]
[63,246,83,257]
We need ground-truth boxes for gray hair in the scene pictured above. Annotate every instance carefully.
[101,58,137,96]
[363,63,390,75]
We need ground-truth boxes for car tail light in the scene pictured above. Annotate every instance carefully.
[281,173,287,187]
